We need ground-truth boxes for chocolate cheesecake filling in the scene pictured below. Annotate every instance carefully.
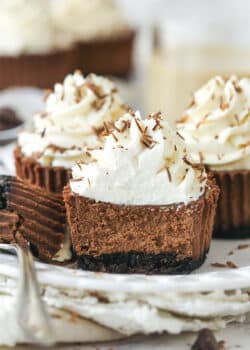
[64,178,219,274]
[0,175,67,261]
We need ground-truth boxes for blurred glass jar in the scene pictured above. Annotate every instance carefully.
[145,19,250,124]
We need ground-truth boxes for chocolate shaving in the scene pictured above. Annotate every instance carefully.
[71,177,84,182]
[134,118,143,133]
[141,133,157,149]
[233,81,242,93]
[183,156,204,171]
[188,96,196,108]
[196,114,209,129]
[220,96,229,111]
[111,132,119,142]
[165,167,172,182]
[41,128,46,138]
[211,262,227,268]
[237,243,250,250]
[120,119,131,132]
[176,131,185,140]
[226,261,238,269]
[177,115,189,123]
[86,80,106,99]
[91,98,106,111]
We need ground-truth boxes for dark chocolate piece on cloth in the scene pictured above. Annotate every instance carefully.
[0,107,22,131]
[0,175,67,261]
[191,329,219,350]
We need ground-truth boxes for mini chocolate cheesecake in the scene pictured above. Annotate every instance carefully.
[11,71,126,262]
[77,31,135,78]
[0,175,68,261]
[64,111,219,274]
[177,76,250,238]
[50,0,135,78]
[15,71,126,193]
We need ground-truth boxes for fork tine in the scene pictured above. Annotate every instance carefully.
[0,243,55,345]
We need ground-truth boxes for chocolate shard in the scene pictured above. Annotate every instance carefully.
[191,329,219,350]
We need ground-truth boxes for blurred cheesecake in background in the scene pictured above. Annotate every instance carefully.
[51,0,135,78]
[0,0,135,89]
[0,0,77,89]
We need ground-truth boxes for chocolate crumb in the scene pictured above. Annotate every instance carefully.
[211,262,227,268]
[41,128,46,138]
[188,96,196,108]
[226,261,238,269]
[237,243,250,250]
[191,329,219,350]
[228,250,234,256]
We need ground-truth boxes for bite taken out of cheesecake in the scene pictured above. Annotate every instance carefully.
[64,111,219,274]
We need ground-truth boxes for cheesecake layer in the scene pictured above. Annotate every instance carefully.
[64,179,219,273]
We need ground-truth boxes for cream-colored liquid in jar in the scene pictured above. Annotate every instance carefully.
[145,46,250,125]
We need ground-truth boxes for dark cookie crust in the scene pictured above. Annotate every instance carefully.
[77,251,207,274]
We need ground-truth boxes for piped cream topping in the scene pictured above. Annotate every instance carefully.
[18,71,126,168]
[0,0,73,55]
[50,0,131,42]
[177,76,250,171]
[70,111,207,205]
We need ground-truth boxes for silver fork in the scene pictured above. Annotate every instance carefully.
[0,243,55,346]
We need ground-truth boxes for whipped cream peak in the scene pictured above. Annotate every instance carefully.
[50,0,131,42]
[177,75,250,171]
[71,111,207,206]
[18,71,126,168]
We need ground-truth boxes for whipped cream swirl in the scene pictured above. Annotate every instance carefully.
[0,0,73,55]
[18,71,125,168]
[177,76,250,171]
[50,0,130,42]
[70,111,207,205]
